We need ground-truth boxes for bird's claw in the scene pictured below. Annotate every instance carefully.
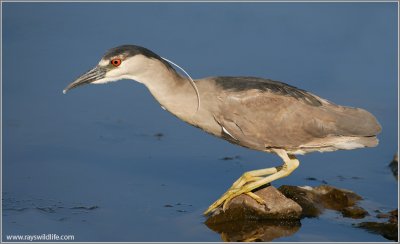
[245,191,266,205]
[204,187,270,215]
[204,189,235,215]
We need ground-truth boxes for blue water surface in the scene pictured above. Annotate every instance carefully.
[2,2,398,242]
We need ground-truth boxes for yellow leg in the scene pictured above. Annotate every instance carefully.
[207,168,276,213]
[209,165,279,210]
[204,149,299,215]
[230,167,279,190]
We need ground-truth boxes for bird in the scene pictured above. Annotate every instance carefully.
[63,44,381,215]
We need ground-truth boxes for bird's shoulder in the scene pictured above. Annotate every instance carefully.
[204,76,323,107]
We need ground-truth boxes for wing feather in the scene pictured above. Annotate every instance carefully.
[213,78,381,150]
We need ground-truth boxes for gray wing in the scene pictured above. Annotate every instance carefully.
[212,77,381,150]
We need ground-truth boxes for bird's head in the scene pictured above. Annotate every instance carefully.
[63,45,173,94]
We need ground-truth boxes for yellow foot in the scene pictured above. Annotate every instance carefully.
[245,192,266,205]
[204,169,274,215]
[222,191,266,210]
[204,187,267,215]
[204,190,235,215]
[203,149,300,216]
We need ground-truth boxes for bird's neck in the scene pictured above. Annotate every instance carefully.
[129,58,199,121]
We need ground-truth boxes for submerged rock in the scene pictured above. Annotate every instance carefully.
[220,155,241,161]
[206,186,302,224]
[278,185,364,218]
[342,206,368,219]
[357,221,398,241]
[389,209,398,224]
[389,154,398,180]
[314,185,362,211]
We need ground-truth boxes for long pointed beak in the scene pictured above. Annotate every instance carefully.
[63,66,106,94]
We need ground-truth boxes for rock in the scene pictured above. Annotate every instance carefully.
[205,219,300,242]
[389,209,398,224]
[313,185,362,211]
[342,206,369,219]
[206,186,302,224]
[375,209,397,221]
[358,209,398,241]
[278,185,365,219]
[376,213,390,219]
[278,185,323,218]
[389,154,398,180]
[357,222,398,241]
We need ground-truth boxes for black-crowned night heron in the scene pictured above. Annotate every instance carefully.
[64,45,381,215]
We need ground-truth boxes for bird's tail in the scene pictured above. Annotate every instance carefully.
[332,106,382,137]
[332,135,379,150]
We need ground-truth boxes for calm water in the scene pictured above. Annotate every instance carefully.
[2,2,398,242]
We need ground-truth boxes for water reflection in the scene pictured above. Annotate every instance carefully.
[205,219,301,242]
[204,183,398,241]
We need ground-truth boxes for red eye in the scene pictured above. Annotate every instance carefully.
[111,59,122,67]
